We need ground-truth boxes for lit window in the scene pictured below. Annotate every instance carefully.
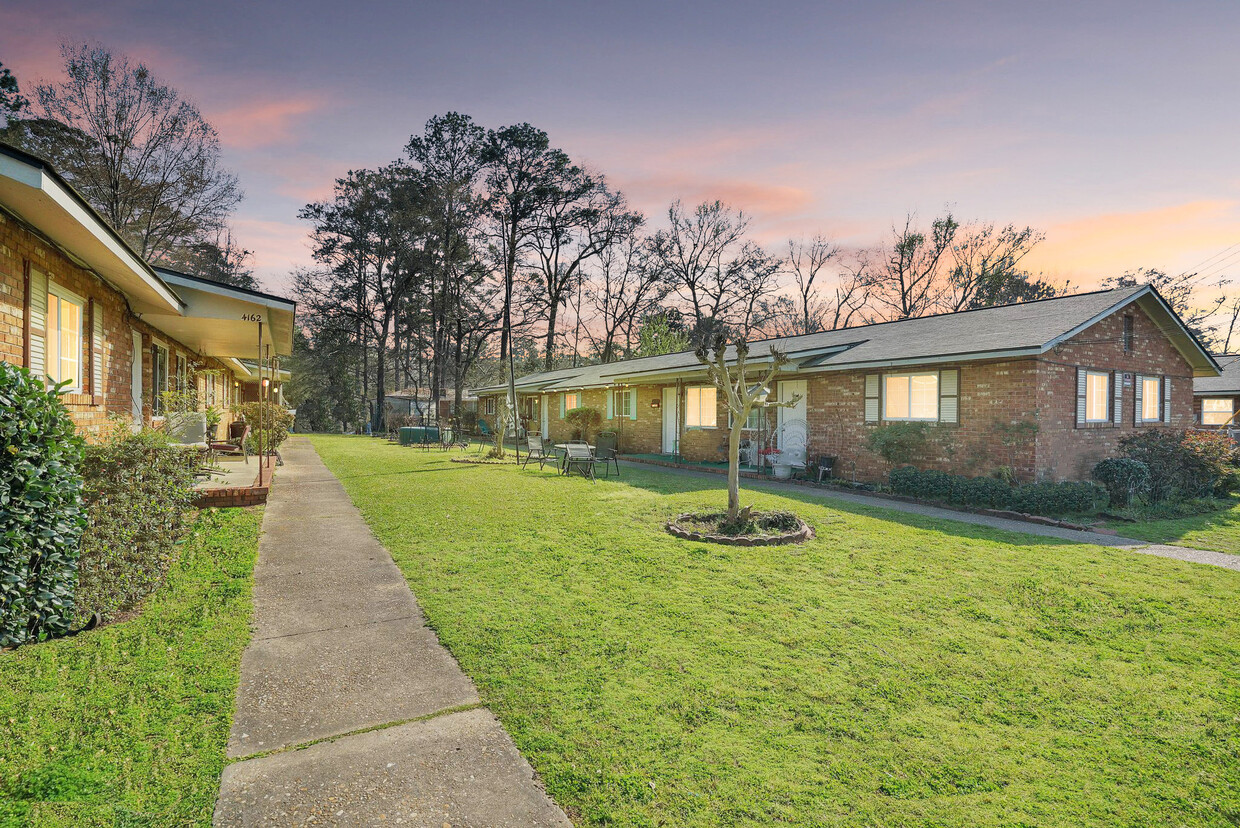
[686,386,717,428]
[563,392,580,413]
[1084,371,1109,422]
[884,373,938,420]
[46,286,83,390]
[1142,376,1161,421]
[1203,398,1233,426]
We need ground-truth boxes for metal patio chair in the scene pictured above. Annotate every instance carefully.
[563,442,598,482]
[522,434,556,470]
[595,431,620,477]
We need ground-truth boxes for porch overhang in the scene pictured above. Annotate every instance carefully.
[146,268,296,358]
[0,143,182,315]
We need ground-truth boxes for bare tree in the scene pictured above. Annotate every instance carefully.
[695,333,799,522]
[1103,268,1229,344]
[161,228,257,289]
[581,229,671,362]
[943,223,1052,312]
[861,213,960,321]
[17,42,241,261]
[650,200,782,342]
[529,174,641,368]
[779,236,867,334]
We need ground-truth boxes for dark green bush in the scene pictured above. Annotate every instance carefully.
[564,406,603,441]
[889,465,1103,516]
[866,422,930,466]
[1118,429,1240,503]
[0,363,86,646]
[1092,457,1150,507]
[74,421,199,623]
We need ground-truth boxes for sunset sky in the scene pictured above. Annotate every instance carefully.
[3,0,1239,295]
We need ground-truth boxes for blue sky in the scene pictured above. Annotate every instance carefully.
[4,0,1239,293]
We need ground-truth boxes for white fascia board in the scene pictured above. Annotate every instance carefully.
[38,170,183,314]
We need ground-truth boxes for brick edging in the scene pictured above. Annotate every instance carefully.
[621,455,1103,534]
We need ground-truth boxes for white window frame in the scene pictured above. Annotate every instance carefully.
[46,282,84,392]
[883,372,939,421]
[685,386,717,429]
[1202,397,1234,426]
[152,342,169,416]
[562,392,581,415]
[1084,370,1110,423]
[730,406,762,431]
[484,396,495,416]
[614,388,636,420]
[1140,376,1162,422]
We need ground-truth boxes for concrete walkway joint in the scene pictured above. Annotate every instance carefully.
[215,438,570,826]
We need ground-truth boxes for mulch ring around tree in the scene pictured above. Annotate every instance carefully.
[667,510,815,546]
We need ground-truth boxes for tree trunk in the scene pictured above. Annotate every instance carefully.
[727,421,743,521]
[544,300,559,370]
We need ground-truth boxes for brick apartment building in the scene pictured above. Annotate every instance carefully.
[0,142,294,440]
[475,286,1221,482]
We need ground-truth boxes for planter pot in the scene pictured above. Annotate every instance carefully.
[772,463,793,480]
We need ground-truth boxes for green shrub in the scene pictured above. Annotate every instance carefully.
[74,422,199,623]
[867,422,930,466]
[564,406,603,442]
[233,401,294,456]
[1008,481,1103,515]
[0,363,86,646]
[1092,458,1150,507]
[889,464,1103,516]
[1118,429,1240,503]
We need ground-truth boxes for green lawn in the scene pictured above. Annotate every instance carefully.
[0,507,262,827]
[310,436,1240,827]
[1104,499,1240,555]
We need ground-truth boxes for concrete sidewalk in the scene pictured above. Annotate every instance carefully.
[626,460,1240,573]
[215,438,570,826]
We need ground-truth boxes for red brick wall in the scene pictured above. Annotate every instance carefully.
[1033,304,1195,480]
[0,210,236,442]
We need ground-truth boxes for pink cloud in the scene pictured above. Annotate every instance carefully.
[1025,200,1240,288]
[212,96,326,149]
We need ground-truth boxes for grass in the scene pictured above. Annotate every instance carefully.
[0,507,262,828]
[310,435,1240,827]
[1102,498,1240,555]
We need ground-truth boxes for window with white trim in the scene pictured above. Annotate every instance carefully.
[46,284,83,391]
[1141,376,1161,422]
[730,406,762,430]
[562,392,580,414]
[613,389,635,419]
[152,343,169,414]
[484,396,495,415]
[1203,398,1233,426]
[883,373,938,420]
[685,386,717,428]
[1084,370,1109,422]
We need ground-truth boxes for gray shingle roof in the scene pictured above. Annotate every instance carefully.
[1194,355,1240,394]
[473,285,1219,394]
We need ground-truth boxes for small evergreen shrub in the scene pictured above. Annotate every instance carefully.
[74,422,200,623]
[1092,458,1150,507]
[1118,429,1240,503]
[0,363,86,646]
[889,465,1103,516]
[233,401,294,456]
[564,406,603,442]
[866,422,930,466]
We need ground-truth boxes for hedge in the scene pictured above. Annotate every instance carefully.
[888,465,1103,516]
[74,422,200,623]
[0,363,86,646]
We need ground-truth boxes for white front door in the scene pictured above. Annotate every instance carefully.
[540,394,550,438]
[777,380,808,449]
[130,330,144,429]
[662,387,679,454]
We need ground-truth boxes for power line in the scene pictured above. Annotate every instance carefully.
[1197,248,1240,280]
[1181,240,1240,276]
